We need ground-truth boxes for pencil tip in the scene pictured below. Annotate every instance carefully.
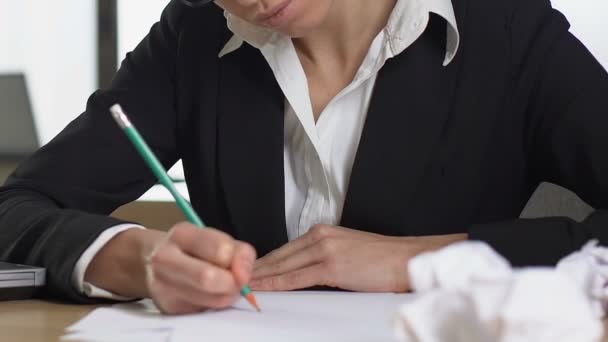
[246,293,261,313]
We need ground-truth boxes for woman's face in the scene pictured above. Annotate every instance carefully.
[215,0,334,37]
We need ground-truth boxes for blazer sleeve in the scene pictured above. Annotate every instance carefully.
[0,0,188,302]
[469,0,608,266]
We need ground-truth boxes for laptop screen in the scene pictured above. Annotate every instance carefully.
[0,74,39,160]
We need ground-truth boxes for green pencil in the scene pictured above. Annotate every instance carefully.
[110,104,260,312]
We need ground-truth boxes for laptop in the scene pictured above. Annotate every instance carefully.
[0,74,46,300]
[0,73,39,160]
[0,262,45,301]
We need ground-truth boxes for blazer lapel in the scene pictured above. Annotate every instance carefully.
[217,45,288,256]
[341,14,463,235]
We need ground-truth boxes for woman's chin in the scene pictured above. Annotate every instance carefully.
[271,16,328,38]
[264,1,332,38]
[273,25,313,38]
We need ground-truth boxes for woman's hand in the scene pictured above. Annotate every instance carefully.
[145,223,257,314]
[85,222,256,315]
[250,225,466,292]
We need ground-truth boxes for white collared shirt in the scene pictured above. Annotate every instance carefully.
[224,0,459,239]
[73,0,460,298]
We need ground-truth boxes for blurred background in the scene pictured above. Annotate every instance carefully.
[0,0,606,159]
[0,0,606,227]
[0,0,166,146]
[0,0,179,228]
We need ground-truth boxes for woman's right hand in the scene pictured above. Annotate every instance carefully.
[145,222,257,314]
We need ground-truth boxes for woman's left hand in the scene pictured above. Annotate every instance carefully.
[250,225,467,292]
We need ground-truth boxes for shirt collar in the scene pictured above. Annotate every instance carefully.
[218,0,460,66]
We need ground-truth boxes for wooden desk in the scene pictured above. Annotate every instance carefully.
[0,301,100,342]
[0,300,606,342]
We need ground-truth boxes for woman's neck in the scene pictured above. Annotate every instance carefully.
[292,0,397,67]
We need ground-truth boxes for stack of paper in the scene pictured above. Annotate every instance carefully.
[64,291,413,342]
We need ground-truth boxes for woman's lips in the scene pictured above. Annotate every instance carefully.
[257,0,294,28]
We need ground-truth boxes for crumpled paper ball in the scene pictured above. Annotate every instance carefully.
[395,241,606,342]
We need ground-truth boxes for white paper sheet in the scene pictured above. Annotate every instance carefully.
[66,291,413,342]
[62,329,172,342]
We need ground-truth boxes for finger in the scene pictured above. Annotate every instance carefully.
[231,241,257,287]
[255,224,334,270]
[249,264,327,291]
[169,223,236,268]
[151,271,239,314]
[153,291,203,315]
[150,243,239,295]
[154,268,240,308]
[252,242,325,280]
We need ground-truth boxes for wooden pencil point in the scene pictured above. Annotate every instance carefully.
[246,293,261,312]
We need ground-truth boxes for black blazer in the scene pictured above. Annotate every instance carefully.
[1,0,608,302]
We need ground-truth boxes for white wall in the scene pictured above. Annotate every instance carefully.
[0,0,605,146]
[117,0,170,64]
[0,1,24,74]
[0,0,97,144]
[552,0,608,70]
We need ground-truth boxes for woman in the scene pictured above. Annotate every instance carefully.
[1,0,607,314]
